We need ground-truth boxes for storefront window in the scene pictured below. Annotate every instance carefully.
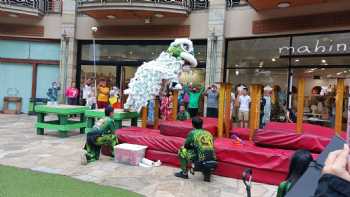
[293,68,350,129]
[81,42,207,64]
[226,37,290,68]
[226,32,350,130]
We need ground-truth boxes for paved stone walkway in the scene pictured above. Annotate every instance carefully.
[0,114,277,197]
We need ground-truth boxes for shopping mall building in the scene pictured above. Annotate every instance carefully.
[1,0,350,130]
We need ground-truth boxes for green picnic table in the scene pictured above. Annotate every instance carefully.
[85,109,139,133]
[35,104,89,137]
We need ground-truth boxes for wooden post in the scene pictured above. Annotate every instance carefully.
[141,106,148,128]
[172,90,179,120]
[335,78,345,134]
[153,97,160,129]
[217,83,225,138]
[224,83,232,137]
[296,79,305,133]
[249,85,261,141]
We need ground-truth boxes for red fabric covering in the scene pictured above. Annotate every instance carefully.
[159,117,217,138]
[117,127,299,185]
[215,138,292,173]
[117,127,184,154]
[254,122,346,153]
[145,148,287,185]
[265,122,346,138]
[230,127,250,140]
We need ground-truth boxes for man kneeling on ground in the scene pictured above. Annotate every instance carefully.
[81,105,118,164]
[175,117,216,181]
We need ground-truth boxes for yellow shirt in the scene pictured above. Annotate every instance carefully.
[98,86,110,102]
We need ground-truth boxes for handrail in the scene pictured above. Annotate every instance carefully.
[0,0,62,13]
[226,0,248,8]
[77,0,209,10]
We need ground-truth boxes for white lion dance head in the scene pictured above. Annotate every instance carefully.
[124,38,197,112]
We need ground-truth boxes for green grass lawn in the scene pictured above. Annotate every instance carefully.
[0,165,142,197]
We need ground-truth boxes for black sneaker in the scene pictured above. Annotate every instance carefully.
[174,171,189,179]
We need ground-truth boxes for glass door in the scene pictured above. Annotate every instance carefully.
[80,65,118,88]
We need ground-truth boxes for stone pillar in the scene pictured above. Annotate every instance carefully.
[59,0,77,103]
[205,0,226,87]
[204,0,226,115]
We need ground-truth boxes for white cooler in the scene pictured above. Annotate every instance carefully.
[114,143,148,166]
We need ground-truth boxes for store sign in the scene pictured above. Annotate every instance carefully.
[279,40,350,55]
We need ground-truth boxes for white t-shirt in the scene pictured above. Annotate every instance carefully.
[238,95,251,112]
[82,85,92,99]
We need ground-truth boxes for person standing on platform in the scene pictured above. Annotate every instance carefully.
[81,105,118,164]
[65,81,79,105]
[185,84,205,117]
[238,88,251,128]
[82,78,92,106]
[205,84,219,118]
[177,104,190,121]
[160,91,172,120]
[260,85,272,128]
[175,117,216,182]
[97,79,110,109]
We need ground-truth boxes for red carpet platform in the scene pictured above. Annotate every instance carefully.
[116,127,301,185]
[254,122,346,153]
[159,117,217,138]
[231,122,345,153]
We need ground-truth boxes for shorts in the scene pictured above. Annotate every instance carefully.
[238,111,249,121]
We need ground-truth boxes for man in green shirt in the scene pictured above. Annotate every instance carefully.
[177,104,190,121]
[81,105,118,164]
[184,84,205,117]
[175,117,216,182]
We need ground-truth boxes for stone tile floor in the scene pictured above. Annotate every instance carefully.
[0,114,277,197]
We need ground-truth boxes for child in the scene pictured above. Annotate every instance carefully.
[177,104,190,121]
[65,81,79,105]
[47,81,60,105]
[277,149,313,197]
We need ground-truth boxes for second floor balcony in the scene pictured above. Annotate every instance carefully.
[77,0,207,20]
[0,0,61,18]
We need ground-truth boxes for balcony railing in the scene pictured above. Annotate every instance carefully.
[226,0,248,8]
[77,0,208,12]
[0,0,61,15]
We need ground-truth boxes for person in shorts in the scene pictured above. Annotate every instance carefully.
[238,88,251,128]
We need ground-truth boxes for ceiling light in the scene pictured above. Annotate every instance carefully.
[259,61,264,67]
[106,15,116,19]
[337,72,342,75]
[235,64,239,67]
[295,59,300,62]
[321,68,325,70]
[154,13,164,18]
[321,59,327,64]
[8,14,18,18]
[144,18,151,24]
[277,2,291,8]
[344,71,348,73]
[91,26,98,32]
[235,70,239,76]
[272,58,276,62]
